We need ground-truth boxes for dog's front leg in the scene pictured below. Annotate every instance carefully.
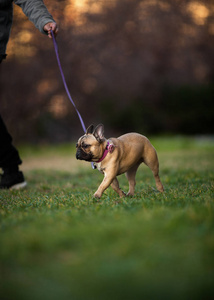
[94,173,114,199]
[94,167,120,199]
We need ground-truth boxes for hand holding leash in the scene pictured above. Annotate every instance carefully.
[44,22,58,38]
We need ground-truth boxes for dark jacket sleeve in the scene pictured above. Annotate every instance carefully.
[14,0,55,34]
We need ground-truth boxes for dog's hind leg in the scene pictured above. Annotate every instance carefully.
[144,150,164,192]
[125,163,141,196]
[111,178,126,197]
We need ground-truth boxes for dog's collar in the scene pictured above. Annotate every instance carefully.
[97,141,110,163]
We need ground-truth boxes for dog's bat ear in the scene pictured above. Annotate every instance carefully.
[86,124,94,135]
[94,124,105,142]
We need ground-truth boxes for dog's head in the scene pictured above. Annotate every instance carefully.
[76,124,106,162]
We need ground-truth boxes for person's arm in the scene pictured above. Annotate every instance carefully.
[14,0,58,37]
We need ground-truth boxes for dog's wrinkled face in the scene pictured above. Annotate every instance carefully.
[76,124,105,162]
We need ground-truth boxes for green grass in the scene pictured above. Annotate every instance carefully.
[0,136,214,300]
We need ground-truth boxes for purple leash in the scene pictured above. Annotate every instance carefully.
[51,30,86,133]
[51,31,95,169]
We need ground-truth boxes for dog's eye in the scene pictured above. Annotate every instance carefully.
[82,144,90,149]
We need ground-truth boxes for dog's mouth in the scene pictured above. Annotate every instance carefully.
[76,148,94,161]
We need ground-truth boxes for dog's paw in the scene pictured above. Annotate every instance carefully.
[118,190,126,197]
[127,192,134,197]
[93,192,101,199]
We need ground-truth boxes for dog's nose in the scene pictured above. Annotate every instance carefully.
[76,149,81,160]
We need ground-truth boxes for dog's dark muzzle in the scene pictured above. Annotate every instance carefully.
[76,149,83,160]
[76,148,94,161]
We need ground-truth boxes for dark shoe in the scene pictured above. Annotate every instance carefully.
[0,171,27,190]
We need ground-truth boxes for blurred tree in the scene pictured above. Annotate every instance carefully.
[0,0,213,142]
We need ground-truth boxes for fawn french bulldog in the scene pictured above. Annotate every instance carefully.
[76,124,164,198]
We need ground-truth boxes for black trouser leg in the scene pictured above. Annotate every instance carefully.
[0,115,22,170]
[0,54,22,171]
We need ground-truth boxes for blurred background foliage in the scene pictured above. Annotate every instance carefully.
[0,0,214,143]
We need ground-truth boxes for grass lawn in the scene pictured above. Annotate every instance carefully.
[0,136,214,300]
